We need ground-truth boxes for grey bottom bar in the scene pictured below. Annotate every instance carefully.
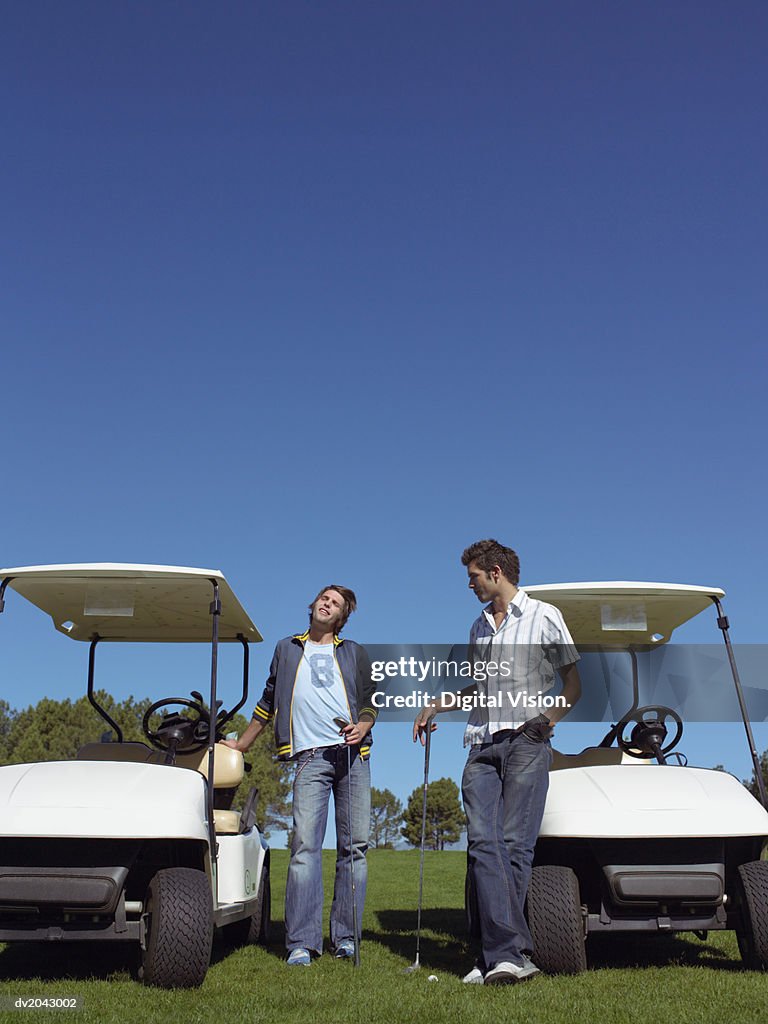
[0,922,141,942]
[587,911,727,933]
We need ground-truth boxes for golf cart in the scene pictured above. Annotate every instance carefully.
[466,582,768,973]
[0,564,270,988]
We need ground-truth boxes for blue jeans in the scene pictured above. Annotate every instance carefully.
[461,730,551,970]
[285,744,371,955]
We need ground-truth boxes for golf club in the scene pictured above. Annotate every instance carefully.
[404,713,434,973]
[333,716,361,967]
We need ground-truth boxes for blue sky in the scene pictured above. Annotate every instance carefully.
[3,2,768,837]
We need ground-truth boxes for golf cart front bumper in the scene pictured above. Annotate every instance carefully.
[590,849,728,933]
[0,862,143,942]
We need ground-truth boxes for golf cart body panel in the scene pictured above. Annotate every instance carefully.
[542,765,768,838]
[216,832,268,905]
[0,563,270,986]
[0,761,209,840]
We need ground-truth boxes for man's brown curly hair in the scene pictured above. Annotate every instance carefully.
[461,539,520,586]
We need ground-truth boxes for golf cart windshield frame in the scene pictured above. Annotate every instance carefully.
[85,611,250,746]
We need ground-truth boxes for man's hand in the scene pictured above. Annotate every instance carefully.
[412,685,477,743]
[413,707,438,745]
[334,716,374,746]
[521,713,554,742]
[222,716,265,753]
[341,719,372,745]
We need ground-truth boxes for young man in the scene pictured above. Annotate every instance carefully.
[414,539,581,985]
[225,585,378,965]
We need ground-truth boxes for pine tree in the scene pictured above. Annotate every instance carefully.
[401,776,465,850]
[225,712,292,837]
[742,748,768,802]
[370,787,404,848]
[0,700,15,762]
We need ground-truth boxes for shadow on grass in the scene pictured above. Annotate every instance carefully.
[371,909,470,973]
[0,921,288,982]
[0,942,135,982]
[0,924,747,982]
[372,910,747,977]
[223,914,462,969]
[212,918,287,965]
[587,932,742,972]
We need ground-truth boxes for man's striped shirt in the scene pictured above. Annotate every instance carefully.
[463,588,579,746]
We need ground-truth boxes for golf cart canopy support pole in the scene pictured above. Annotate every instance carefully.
[207,579,221,865]
[713,596,768,809]
[87,637,124,743]
[0,576,11,613]
[216,634,250,735]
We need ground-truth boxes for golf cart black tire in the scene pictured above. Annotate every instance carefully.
[140,867,213,988]
[735,860,768,970]
[526,865,587,975]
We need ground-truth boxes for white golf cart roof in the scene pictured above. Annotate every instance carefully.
[0,564,262,643]
[524,582,725,646]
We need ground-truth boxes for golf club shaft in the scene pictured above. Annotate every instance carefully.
[347,741,360,967]
[414,720,432,966]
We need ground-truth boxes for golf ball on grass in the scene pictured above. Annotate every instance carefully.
[427,975,439,982]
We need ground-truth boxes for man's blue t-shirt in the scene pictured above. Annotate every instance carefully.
[291,640,351,754]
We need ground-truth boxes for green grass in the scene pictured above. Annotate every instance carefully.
[1,850,766,1023]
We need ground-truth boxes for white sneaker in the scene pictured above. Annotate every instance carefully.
[287,948,311,966]
[461,965,485,984]
[484,958,540,985]
[521,954,541,977]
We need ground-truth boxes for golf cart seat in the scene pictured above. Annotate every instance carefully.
[550,746,649,771]
[175,743,245,786]
[175,745,246,835]
[76,740,161,764]
[76,742,246,834]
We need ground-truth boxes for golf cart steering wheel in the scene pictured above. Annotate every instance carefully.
[616,705,683,761]
[142,697,210,755]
